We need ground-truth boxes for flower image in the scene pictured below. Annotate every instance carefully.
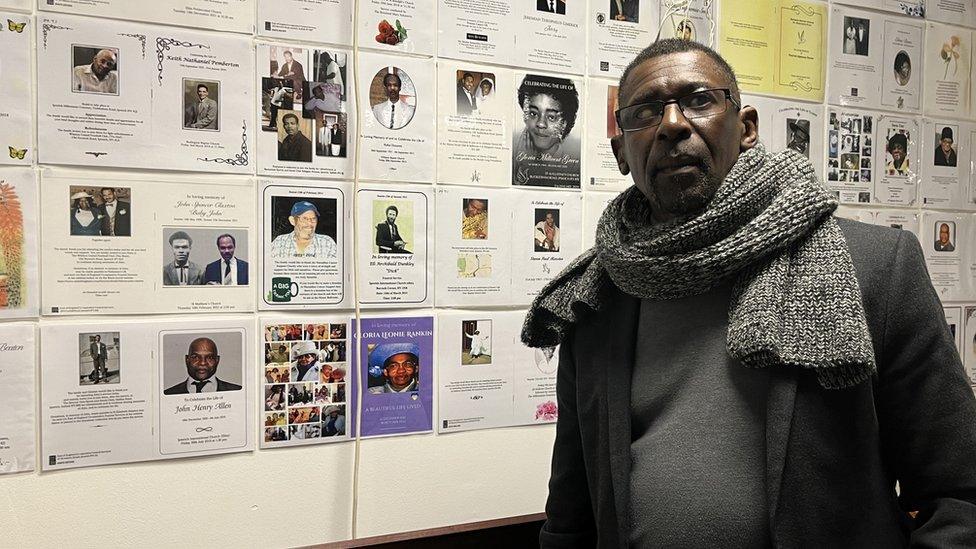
[375,19,408,46]
[941,36,961,79]
[535,400,558,421]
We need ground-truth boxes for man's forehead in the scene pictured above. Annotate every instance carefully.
[623,51,730,103]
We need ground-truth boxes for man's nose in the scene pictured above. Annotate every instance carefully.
[656,102,692,142]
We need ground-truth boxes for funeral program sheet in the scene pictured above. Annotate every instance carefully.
[41,170,255,315]
[36,15,254,174]
[0,322,35,474]
[260,315,355,447]
[0,11,32,167]
[257,0,354,45]
[41,316,254,470]
[40,0,256,34]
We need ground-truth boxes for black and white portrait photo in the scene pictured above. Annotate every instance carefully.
[842,17,870,56]
[786,118,810,157]
[183,79,219,131]
[369,67,416,130]
[78,332,120,385]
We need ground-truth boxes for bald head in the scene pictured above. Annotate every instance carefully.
[185,337,220,381]
[92,49,117,79]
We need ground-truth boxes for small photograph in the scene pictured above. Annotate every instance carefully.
[894,51,911,86]
[266,324,303,341]
[268,196,338,259]
[537,0,566,14]
[369,67,417,130]
[325,367,347,384]
[161,331,244,395]
[182,79,219,131]
[609,0,638,23]
[851,170,861,182]
[312,50,347,98]
[842,16,870,56]
[269,46,306,102]
[455,70,497,116]
[860,169,871,181]
[287,382,316,406]
[461,319,492,365]
[461,198,488,240]
[606,85,620,138]
[373,200,413,254]
[839,170,849,182]
[315,383,331,403]
[288,405,320,424]
[265,384,286,411]
[288,422,321,439]
[329,323,347,339]
[276,112,313,163]
[840,115,861,134]
[934,221,957,252]
[840,153,860,170]
[674,19,694,41]
[306,323,329,340]
[860,157,871,169]
[367,342,420,394]
[827,168,839,181]
[264,361,290,383]
[264,412,287,427]
[161,228,249,287]
[264,426,287,442]
[319,340,346,362]
[321,404,346,436]
[829,111,838,128]
[303,81,342,119]
[534,209,561,252]
[333,383,346,403]
[290,340,326,382]
[828,130,838,158]
[857,192,871,204]
[827,158,839,169]
[261,77,294,132]
[458,253,492,278]
[841,134,860,154]
[786,119,810,157]
[314,112,348,158]
[78,332,120,386]
[934,126,958,167]
[885,131,910,176]
[71,45,119,95]
[68,185,131,237]
[862,116,873,134]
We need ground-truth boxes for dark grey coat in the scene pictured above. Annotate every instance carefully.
[541,218,976,548]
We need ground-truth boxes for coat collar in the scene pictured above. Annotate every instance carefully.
[593,285,798,546]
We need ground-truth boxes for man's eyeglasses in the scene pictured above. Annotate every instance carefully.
[615,88,740,132]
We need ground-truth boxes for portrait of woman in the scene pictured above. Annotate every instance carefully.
[513,75,579,157]
[894,51,911,86]
[843,20,857,55]
[475,77,495,114]
[69,191,104,236]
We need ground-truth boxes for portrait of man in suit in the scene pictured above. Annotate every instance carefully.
[163,337,242,394]
[456,72,477,115]
[89,335,108,383]
[375,205,411,254]
[370,70,415,130]
[204,233,249,286]
[537,0,566,14]
[162,230,204,286]
[278,113,313,162]
[99,187,130,237]
[184,82,218,131]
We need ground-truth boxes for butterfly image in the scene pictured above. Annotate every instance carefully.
[7,146,26,160]
[7,19,26,33]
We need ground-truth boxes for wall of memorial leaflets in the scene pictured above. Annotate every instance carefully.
[0,0,974,545]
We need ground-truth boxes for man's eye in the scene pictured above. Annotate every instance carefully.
[632,104,661,120]
[684,93,716,109]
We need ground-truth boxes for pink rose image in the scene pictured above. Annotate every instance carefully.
[535,400,558,421]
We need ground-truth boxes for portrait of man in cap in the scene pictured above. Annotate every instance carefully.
[934,126,957,167]
[269,200,338,258]
[786,118,810,158]
[367,342,420,394]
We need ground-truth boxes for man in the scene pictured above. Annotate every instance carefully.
[375,205,410,254]
[371,72,414,130]
[289,341,322,382]
[367,343,419,394]
[89,335,108,383]
[162,231,204,286]
[269,200,337,258]
[522,39,976,546]
[276,50,305,88]
[163,337,242,394]
[72,48,118,94]
[534,212,560,252]
[456,72,477,115]
[187,84,218,130]
[935,222,955,252]
[278,113,313,162]
[885,132,910,175]
[786,119,809,157]
[934,126,957,167]
[304,84,340,121]
[98,187,130,237]
[461,198,488,239]
[268,344,289,364]
[537,0,566,14]
[316,51,343,92]
[610,0,638,22]
[204,233,248,285]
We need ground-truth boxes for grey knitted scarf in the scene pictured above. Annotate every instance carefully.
[521,143,876,389]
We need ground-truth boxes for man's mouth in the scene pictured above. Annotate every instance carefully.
[653,155,703,177]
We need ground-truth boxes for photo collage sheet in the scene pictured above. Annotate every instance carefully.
[5,0,976,474]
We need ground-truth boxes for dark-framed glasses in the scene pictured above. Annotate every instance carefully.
[615,88,740,132]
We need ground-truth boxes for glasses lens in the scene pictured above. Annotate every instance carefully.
[619,102,663,131]
[679,90,727,119]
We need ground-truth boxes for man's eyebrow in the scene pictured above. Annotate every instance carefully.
[624,80,718,106]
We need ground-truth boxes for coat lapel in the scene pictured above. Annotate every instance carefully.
[765,367,798,540]
[600,287,640,547]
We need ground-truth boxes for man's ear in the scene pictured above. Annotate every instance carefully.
[610,134,630,175]
[739,105,759,151]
